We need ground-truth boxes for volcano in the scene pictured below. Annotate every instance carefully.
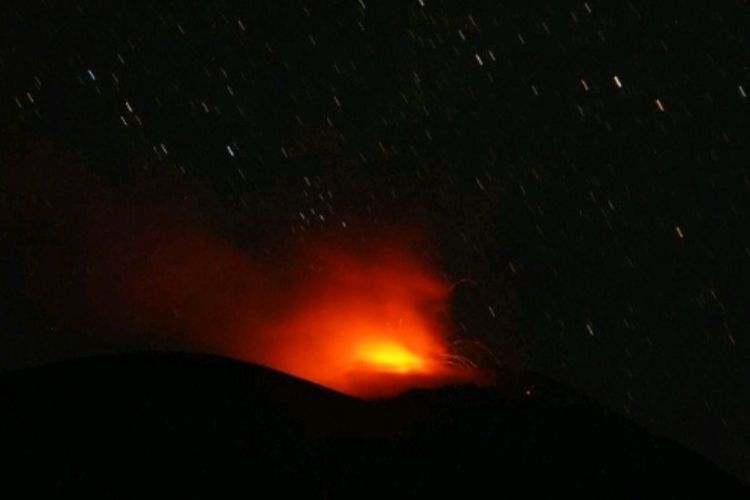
[0,351,745,497]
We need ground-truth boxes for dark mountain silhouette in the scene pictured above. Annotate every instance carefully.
[0,352,745,497]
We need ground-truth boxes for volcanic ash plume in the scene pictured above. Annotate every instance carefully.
[3,152,485,398]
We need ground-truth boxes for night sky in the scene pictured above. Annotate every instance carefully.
[2,0,749,483]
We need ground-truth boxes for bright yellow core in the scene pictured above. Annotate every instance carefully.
[355,341,428,373]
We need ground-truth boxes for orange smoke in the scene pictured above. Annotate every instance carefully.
[236,244,479,398]
[3,152,484,398]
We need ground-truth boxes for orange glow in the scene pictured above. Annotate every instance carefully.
[233,244,482,398]
[6,152,487,400]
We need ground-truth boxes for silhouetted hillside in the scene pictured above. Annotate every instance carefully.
[0,352,745,497]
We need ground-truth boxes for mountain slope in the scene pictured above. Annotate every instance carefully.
[0,352,745,497]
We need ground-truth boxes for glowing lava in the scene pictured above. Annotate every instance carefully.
[236,245,482,399]
[355,341,427,374]
[5,152,486,400]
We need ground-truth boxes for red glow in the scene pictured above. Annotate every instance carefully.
[236,245,480,398]
[4,153,485,399]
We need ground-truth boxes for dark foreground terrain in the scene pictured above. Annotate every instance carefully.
[0,352,745,498]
